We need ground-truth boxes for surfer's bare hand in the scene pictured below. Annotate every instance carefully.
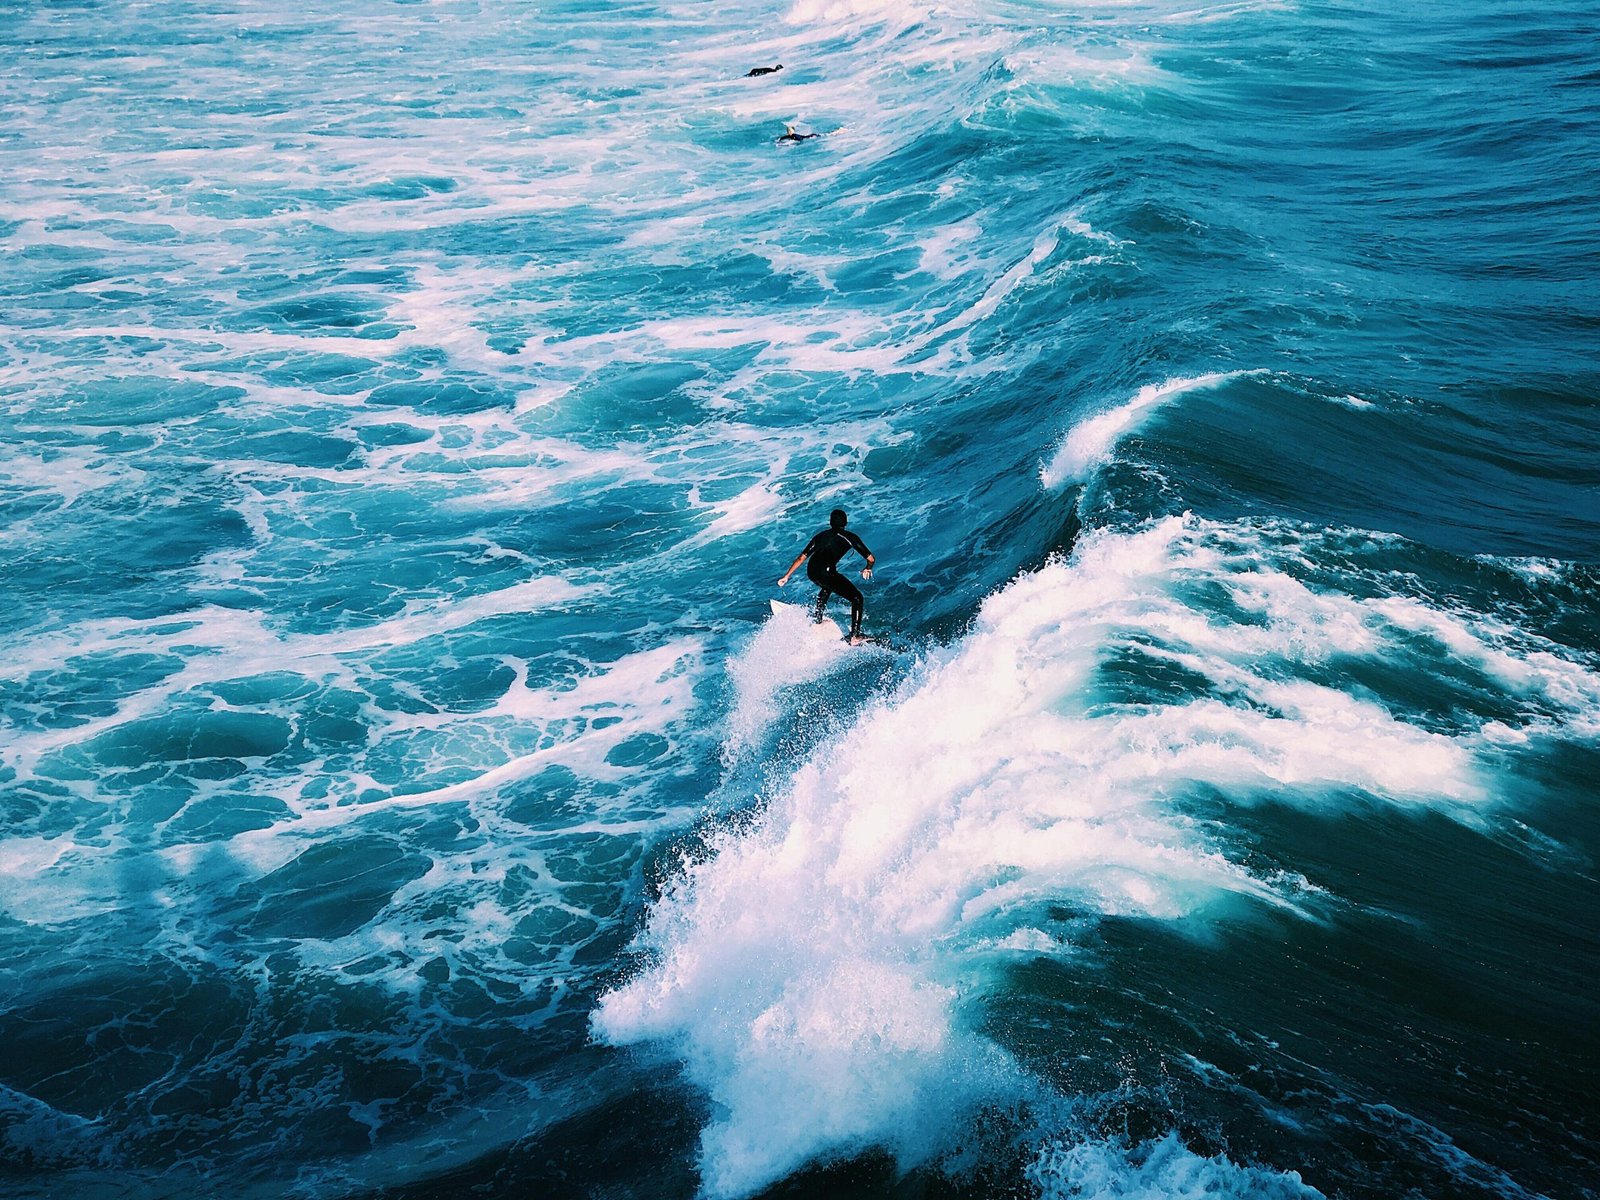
[777,576,787,587]
[862,568,873,580]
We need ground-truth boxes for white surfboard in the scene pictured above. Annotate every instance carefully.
[770,598,844,640]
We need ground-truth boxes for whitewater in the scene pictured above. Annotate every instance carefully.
[1,1,1597,1198]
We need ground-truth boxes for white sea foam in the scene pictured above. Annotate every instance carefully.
[0,575,588,779]
[647,215,1110,381]
[721,598,876,760]
[927,225,1061,340]
[0,624,709,1053]
[596,514,1536,1197]
[29,322,407,362]
[1029,1132,1325,1200]
[1158,0,1294,25]
[1002,40,1167,90]
[597,508,1600,1194]
[0,447,146,512]
[0,838,83,926]
[915,218,994,279]
[223,637,708,870]
[784,0,938,30]
[1366,597,1600,730]
[0,1084,100,1170]
[686,476,788,548]
[1041,372,1248,491]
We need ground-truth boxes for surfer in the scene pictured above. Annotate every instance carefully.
[746,64,783,77]
[778,508,876,643]
[777,124,820,143]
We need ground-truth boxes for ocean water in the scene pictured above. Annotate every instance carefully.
[2,0,1597,1197]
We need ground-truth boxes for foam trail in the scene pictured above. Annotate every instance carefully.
[1041,372,1244,491]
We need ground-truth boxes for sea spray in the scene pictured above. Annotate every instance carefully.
[1041,373,1249,492]
[593,513,1587,1195]
[1028,1132,1326,1200]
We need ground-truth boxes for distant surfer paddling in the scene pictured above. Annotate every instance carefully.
[778,508,876,643]
[777,123,820,143]
[746,64,783,77]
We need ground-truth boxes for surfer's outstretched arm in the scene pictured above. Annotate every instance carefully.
[777,550,807,588]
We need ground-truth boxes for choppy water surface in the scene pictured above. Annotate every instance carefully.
[2,0,1597,1197]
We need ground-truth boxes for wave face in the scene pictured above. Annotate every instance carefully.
[2,0,1597,1198]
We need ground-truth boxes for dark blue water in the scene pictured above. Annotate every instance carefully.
[1,0,1596,1196]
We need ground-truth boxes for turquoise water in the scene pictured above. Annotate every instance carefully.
[2,0,1597,1196]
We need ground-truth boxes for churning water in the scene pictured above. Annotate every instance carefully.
[2,1,1597,1197]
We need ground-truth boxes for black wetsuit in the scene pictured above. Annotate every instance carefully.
[803,527,872,636]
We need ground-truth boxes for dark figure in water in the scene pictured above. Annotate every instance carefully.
[779,508,876,642]
[746,64,784,77]
[777,124,819,143]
